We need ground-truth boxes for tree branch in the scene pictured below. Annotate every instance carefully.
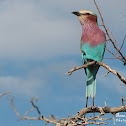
[71,105,126,121]
[65,61,126,84]
[0,91,10,98]
[11,97,60,125]
[120,34,126,51]
[11,96,126,126]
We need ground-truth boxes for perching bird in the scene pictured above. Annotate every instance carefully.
[72,10,106,107]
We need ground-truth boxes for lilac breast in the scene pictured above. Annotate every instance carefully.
[81,22,106,47]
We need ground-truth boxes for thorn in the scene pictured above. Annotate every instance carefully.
[121,97,124,106]
[104,101,107,107]
[103,71,110,78]
[49,115,56,120]
[73,65,76,70]
[67,113,70,119]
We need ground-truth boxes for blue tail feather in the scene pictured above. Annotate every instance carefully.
[86,75,96,98]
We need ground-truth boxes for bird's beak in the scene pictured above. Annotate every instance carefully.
[72,12,81,16]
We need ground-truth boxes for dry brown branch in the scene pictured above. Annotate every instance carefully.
[120,34,126,51]
[108,28,120,49]
[11,96,126,126]
[103,70,110,77]
[31,97,42,117]
[24,108,34,117]
[44,122,48,126]
[105,48,123,61]
[66,61,126,84]
[0,91,10,97]
[11,98,23,120]
[71,105,126,123]
[11,97,59,125]
[104,58,122,60]
[93,0,126,64]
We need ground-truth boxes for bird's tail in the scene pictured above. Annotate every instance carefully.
[86,75,96,98]
[86,71,96,107]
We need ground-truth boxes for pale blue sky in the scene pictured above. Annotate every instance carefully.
[0,0,126,126]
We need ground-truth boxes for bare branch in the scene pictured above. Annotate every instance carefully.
[11,97,62,125]
[105,48,123,61]
[0,91,10,98]
[120,34,126,51]
[31,97,42,117]
[11,96,126,126]
[65,61,96,75]
[108,28,120,49]
[24,108,34,117]
[11,98,23,120]
[103,71,110,78]
[71,105,126,121]
[66,61,126,84]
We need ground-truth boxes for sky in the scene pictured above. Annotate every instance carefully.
[0,0,126,126]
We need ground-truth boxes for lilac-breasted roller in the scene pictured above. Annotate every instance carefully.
[72,10,106,107]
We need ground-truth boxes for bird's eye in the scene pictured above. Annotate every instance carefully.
[85,13,91,15]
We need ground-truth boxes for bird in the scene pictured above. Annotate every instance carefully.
[72,10,106,107]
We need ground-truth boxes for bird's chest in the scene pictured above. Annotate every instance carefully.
[81,25,105,47]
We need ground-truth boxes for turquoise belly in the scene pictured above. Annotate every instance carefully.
[81,42,106,62]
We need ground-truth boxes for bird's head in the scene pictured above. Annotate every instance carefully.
[72,10,97,25]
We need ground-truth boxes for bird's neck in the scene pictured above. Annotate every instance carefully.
[81,19,97,33]
[81,19,98,44]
